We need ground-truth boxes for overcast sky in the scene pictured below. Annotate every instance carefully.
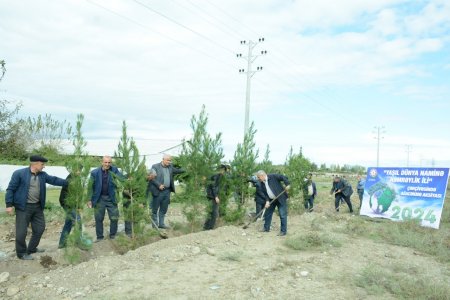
[1,0,449,167]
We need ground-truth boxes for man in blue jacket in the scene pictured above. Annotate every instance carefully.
[148,154,185,229]
[88,156,123,241]
[5,155,68,260]
[257,170,290,236]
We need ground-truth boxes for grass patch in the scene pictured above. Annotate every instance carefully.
[355,264,450,299]
[219,251,244,262]
[284,231,341,251]
[341,216,450,263]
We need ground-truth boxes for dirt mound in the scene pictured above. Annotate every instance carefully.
[1,211,449,300]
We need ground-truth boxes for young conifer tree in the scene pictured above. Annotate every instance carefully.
[64,114,93,262]
[114,121,148,239]
[176,106,224,230]
[231,122,258,208]
[284,146,313,212]
[258,144,276,174]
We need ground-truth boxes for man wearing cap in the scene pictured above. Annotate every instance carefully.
[256,170,290,236]
[87,155,123,241]
[148,154,185,229]
[5,155,68,260]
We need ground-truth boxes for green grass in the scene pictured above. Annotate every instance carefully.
[219,251,244,262]
[355,263,450,299]
[284,231,342,251]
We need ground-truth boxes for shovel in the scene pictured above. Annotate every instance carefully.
[150,218,168,239]
[243,189,287,229]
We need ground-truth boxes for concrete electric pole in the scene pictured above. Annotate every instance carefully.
[373,126,385,167]
[405,144,412,167]
[237,38,267,136]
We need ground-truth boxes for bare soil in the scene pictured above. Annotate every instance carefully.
[0,201,449,300]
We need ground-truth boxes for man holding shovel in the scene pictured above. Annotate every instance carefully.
[257,170,290,236]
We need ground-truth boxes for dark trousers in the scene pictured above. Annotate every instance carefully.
[204,198,219,230]
[256,201,264,217]
[58,209,81,247]
[304,195,314,210]
[15,203,45,257]
[151,189,171,227]
[94,195,119,239]
[264,200,287,234]
[335,193,353,212]
[123,199,132,236]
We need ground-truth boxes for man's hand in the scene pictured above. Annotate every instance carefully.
[265,201,270,209]
[159,184,165,190]
[87,201,93,208]
[285,185,291,191]
[215,197,220,204]
[6,207,14,215]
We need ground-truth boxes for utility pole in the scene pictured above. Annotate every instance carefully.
[405,144,412,167]
[373,126,385,167]
[237,38,267,137]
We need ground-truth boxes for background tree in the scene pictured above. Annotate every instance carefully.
[26,113,72,157]
[0,100,29,160]
[114,121,148,240]
[175,106,224,230]
[0,59,5,81]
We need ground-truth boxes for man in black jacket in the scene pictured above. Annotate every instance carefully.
[257,170,290,236]
[330,176,354,213]
[204,164,229,230]
[148,154,185,229]
[58,172,81,248]
[248,175,266,217]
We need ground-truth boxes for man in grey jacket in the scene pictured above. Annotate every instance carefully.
[148,154,185,228]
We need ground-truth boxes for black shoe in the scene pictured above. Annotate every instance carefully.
[309,207,314,212]
[19,254,34,260]
[159,225,170,229]
[28,248,45,254]
[94,238,104,243]
[259,228,269,232]
[277,232,286,236]
[109,235,116,240]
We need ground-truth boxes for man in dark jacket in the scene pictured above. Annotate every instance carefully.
[148,154,185,229]
[330,176,353,213]
[5,155,68,260]
[58,172,82,248]
[257,170,290,236]
[88,156,123,241]
[248,175,266,217]
[356,175,365,208]
[302,173,317,212]
[203,164,229,230]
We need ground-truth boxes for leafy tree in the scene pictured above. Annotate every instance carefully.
[26,113,72,157]
[0,100,28,159]
[114,121,148,240]
[175,105,224,230]
[0,59,5,81]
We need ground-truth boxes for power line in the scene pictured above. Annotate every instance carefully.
[131,0,237,55]
[85,0,237,71]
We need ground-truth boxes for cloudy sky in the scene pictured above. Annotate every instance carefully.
[1,0,449,167]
